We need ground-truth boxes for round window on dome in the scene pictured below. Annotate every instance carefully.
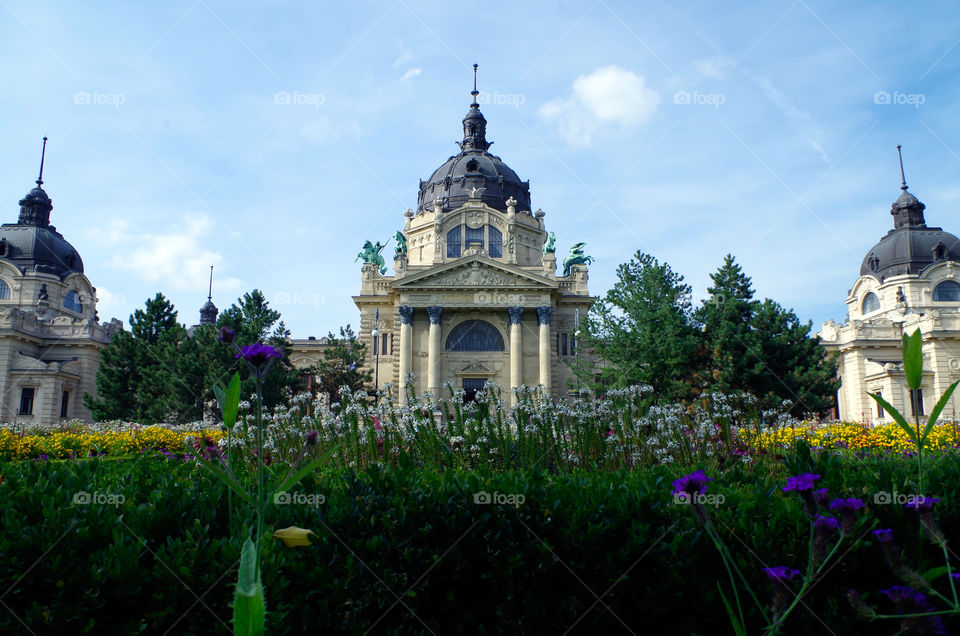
[465,160,479,172]
[933,280,960,302]
[861,292,881,315]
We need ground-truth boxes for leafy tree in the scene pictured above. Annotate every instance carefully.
[305,325,371,400]
[579,251,703,401]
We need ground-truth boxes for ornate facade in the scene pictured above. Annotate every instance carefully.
[0,141,122,423]
[819,155,960,423]
[292,79,595,402]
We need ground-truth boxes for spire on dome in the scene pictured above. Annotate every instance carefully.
[199,265,218,325]
[890,145,926,229]
[18,136,53,227]
[458,63,490,152]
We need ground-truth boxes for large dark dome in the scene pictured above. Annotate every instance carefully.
[860,188,960,278]
[0,185,84,277]
[417,100,530,214]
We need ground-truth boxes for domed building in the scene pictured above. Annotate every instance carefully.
[291,72,595,403]
[0,140,122,423]
[819,149,960,423]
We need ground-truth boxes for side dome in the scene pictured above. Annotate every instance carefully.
[860,186,960,278]
[416,97,530,214]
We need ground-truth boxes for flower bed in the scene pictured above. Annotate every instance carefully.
[748,421,960,454]
[0,424,224,460]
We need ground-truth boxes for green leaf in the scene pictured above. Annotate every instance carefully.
[902,329,923,390]
[223,372,241,429]
[191,451,255,508]
[920,380,960,446]
[868,392,916,445]
[923,565,950,582]
[273,450,334,497]
[233,537,265,636]
[717,583,746,636]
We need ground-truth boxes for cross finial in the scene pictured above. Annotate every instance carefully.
[897,144,908,191]
[471,63,479,105]
[36,136,48,187]
[207,265,214,301]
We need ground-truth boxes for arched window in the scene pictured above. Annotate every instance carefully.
[447,227,461,258]
[0,280,10,300]
[64,290,83,313]
[465,226,484,248]
[933,280,960,302]
[489,226,502,258]
[445,320,504,352]
[861,292,880,314]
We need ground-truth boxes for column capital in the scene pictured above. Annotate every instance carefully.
[426,306,443,324]
[398,305,415,325]
[536,306,553,325]
[507,306,523,325]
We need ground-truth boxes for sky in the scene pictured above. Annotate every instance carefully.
[1,1,959,338]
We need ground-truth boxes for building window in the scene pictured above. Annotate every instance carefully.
[910,389,925,417]
[64,290,83,313]
[381,333,388,356]
[447,227,462,258]
[861,292,880,314]
[19,387,34,416]
[876,391,883,418]
[462,378,486,402]
[0,280,9,300]
[465,226,484,249]
[446,320,504,351]
[60,391,69,418]
[489,226,502,258]
[933,280,960,302]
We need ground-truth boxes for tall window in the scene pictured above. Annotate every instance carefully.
[876,391,883,418]
[60,391,70,418]
[447,227,462,258]
[910,389,925,417]
[465,226,484,248]
[933,280,960,301]
[446,320,504,351]
[861,292,880,314]
[489,226,502,258]
[0,280,9,300]
[381,333,388,356]
[19,387,34,416]
[64,290,83,313]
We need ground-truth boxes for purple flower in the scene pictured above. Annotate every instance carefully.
[813,488,830,508]
[672,470,712,496]
[904,496,939,511]
[872,528,894,543]
[218,326,235,343]
[881,585,918,605]
[952,573,960,581]
[235,342,283,367]
[763,566,801,583]
[305,430,319,447]
[782,473,820,493]
[829,498,865,512]
[814,516,840,533]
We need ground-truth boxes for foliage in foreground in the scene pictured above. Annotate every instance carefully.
[1,451,959,634]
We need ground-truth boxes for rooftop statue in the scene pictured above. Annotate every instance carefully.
[542,231,556,255]
[356,240,389,275]
[394,231,407,260]
[562,242,594,277]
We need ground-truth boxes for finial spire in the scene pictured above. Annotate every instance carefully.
[471,63,479,105]
[897,144,907,191]
[207,265,214,301]
[36,136,48,187]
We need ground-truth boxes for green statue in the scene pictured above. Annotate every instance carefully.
[542,231,556,255]
[356,240,389,275]
[394,231,407,259]
[561,242,594,277]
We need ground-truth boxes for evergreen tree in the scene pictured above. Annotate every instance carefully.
[579,251,703,401]
[306,325,372,400]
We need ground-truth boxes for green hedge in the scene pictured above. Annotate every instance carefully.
[0,453,958,634]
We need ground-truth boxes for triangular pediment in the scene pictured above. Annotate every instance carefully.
[393,256,557,290]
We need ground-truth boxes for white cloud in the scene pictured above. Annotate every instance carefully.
[690,56,735,79]
[392,47,412,68]
[107,214,243,293]
[752,74,830,164]
[538,66,659,146]
[398,67,421,84]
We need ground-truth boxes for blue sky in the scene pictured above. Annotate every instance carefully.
[1,1,959,337]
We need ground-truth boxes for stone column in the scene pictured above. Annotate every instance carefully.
[537,306,552,397]
[397,306,414,404]
[508,307,523,403]
[426,306,443,396]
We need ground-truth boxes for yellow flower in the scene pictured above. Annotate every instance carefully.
[273,526,316,548]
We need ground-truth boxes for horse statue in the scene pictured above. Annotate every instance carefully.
[562,242,594,277]
[542,231,556,256]
[394,231,408,260]
[355,240,389,275]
